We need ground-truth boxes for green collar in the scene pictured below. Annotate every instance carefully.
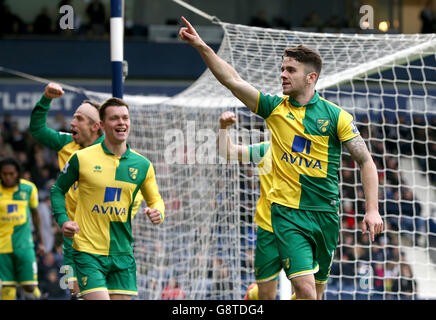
[80,133,105,148]
[288,90,320,107]
[101,140,131,159]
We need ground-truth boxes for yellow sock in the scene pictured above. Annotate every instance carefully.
[2,286,17,300]
[247,284,259,300]
[23,287,41,300]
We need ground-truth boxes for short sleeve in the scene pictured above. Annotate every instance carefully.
[256,92,285,119]
[337,110,360,143]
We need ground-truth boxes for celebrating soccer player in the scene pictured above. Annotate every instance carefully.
[180,16,383,300]
[0,158,46,300]
[218,111,281,300]
[29,83,144,299]
[50,97,165,300]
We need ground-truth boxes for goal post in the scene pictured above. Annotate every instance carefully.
[86,20,436,300]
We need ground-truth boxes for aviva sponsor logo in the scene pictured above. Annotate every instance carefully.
[7,204,18,214]
[281,135,322,170]
[2,204,24,222]
[91,187,126,215]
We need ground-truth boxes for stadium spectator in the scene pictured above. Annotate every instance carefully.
[33,7,53,35]
[39,268,68,300]
[399,188,424,243]
[420,0,436,33]
[0,134,14,159]
[86,0,107,36]
[209,257,234,299]
[160,277,186,300]
[0,2,25,35]
[38,195,56,254]
[249,10,271,28]
[391,261,417,299]
[301,11,325,31]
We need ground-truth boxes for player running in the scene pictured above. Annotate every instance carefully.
[0,158,46,300]
[218,111,285,300]
[50,97,165,300]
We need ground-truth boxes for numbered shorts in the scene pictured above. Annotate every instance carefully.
[73,249,137,296]
[62,236,78,284]
[271,203,340,284]
[254,226,282,283]
[0,247,38,286]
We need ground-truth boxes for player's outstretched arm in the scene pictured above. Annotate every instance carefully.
[344,135,384,241]
[179,16,259,113]
[218,111,249,162]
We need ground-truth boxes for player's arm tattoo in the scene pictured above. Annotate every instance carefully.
[343,135,371,168]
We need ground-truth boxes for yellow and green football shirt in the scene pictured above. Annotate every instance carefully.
[247,142,273,232]
[255,90,359,212]
[0,179,39,253]
[50,141,165,256]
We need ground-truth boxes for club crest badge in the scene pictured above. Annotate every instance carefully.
[129,167,138,180]
[317,119,330,133]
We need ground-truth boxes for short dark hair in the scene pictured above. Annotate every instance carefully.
[99,97,129,120]
[283,44,322,77]
[0,158,21,186]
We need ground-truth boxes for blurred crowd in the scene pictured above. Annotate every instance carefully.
[327,112,436,300]
[2,0,435,40]
[1,112,69,299]
[236,111,436,300]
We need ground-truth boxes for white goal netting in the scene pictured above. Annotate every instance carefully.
[87,23,436,300]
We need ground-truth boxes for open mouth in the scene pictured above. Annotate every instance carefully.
[115,128,127,133]
[71,129,78,138]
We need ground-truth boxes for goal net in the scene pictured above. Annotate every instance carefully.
[86,23,436,300]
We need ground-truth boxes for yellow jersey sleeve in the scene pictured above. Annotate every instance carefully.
[337,109,360,142]
[141,162,165,222]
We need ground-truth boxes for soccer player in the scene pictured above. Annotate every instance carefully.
[218,111,279,300]
[180,17,384,300]
[0,158,46,300]
[29,82,104,298]
[50,97,165,300]
[30,83,145,298]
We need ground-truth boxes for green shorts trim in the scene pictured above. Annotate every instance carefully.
[271,203,339,283]
[72,249,137,296]
[254,226,281,283]
[0,247,38,285]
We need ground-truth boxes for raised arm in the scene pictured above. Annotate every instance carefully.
[218,111,249,162]
[29,82,71,151]
[179,16,259,112]
[343,135,384,241]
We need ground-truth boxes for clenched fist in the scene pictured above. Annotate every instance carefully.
[44,82,64,99]
[219,111,237,129]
